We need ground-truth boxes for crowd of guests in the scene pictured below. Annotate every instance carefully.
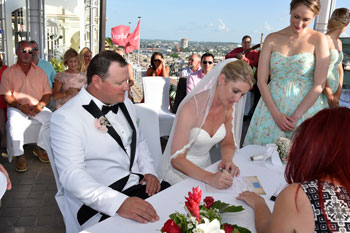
[0,0,349,232]
[0,41,91,173]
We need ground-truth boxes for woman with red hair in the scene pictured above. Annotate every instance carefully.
[238,107,350,232]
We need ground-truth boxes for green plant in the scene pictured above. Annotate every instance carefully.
[50,58,65,73]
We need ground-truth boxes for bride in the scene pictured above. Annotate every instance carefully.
[158,59,254,189]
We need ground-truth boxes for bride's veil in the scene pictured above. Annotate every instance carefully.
[158,58,247,180]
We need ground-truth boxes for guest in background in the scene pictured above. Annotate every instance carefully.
[323,8,350,108]
[186,53,214,94]
[79,47,92,74]
[29,40,56,88]
[244,0,329,146]
[225,36,260,119]
[238,107,350,232]
[225,35,259,68]
[115,48,135,102]
[146,52,170,77]
[115,48,135,88]
[0,41,52,172]
[52,48,87,109]
[179,54,201,78]
[0,56,8,151]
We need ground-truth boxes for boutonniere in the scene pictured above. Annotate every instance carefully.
[95,116,111,133]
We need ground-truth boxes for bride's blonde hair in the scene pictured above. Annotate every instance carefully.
[328,8,350,32]
[220,60,255,88]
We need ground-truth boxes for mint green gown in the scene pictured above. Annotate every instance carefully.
[323,49,343,104]
[244,51,327,145]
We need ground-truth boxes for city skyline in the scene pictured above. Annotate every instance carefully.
[106,0,350,44]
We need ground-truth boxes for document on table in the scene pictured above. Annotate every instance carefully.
[205,176,265,196]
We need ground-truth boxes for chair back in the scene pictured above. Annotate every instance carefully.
[142,76,170,112]
[172,77,187,114]
[41,127,66,225]
[134,104,162,170]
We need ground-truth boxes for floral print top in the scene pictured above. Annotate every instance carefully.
[244,51,327,145]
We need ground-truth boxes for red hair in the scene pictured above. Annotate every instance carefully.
[285,107,350,191]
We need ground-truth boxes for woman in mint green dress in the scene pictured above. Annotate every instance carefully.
[323,8,349,108]
[244,0,329,146]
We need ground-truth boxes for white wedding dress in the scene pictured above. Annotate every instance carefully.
[163,123,226,185]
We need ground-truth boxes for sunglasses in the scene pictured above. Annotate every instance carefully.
[154,59,161,62]
[21,49,33,54]
[202,61,213,65]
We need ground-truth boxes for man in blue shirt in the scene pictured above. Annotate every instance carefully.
[29,40,56,88]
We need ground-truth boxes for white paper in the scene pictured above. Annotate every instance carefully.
[0,172,7,199]
[205,176,255,197]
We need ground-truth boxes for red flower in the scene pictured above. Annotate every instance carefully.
[187,186,202,205]
[203,196,214,209]
[161,219,181,233]
[223,224,235,233]
[185,186,202,222]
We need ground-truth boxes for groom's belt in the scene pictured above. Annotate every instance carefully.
[77,173,144,226]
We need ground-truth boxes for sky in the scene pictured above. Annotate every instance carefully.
[106,0,350,43]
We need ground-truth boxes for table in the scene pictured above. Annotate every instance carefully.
[81,145,287,233]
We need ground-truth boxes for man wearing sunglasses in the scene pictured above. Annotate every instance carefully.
[179,54,201,78]
[0,41,52,172]
[29,40,56,89]
[186,53,214,94]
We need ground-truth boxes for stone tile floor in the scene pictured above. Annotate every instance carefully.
[0,145,65,233]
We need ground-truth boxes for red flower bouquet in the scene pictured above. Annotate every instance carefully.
[161,187,251,233]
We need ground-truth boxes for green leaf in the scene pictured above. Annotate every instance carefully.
[211,200,230,212]
[232,224,251,233]
[222,205,244,213]
[211,200,244,213]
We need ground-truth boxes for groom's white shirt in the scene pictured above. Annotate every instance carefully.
[50,87,157,232]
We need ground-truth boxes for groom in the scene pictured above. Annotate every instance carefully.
[50,51,169,232]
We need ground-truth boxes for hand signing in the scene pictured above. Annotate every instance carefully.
[140,174,161,196]
[117,197,159,223]
[218,160,240,177]
[207,170,233,190]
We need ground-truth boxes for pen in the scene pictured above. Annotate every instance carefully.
[219,168,233,179]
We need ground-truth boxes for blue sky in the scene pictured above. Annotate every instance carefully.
[106,0,350,43]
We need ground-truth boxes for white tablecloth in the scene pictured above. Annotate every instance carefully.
[82,145,287,233]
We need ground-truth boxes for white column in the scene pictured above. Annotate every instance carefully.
[313,0,336,33]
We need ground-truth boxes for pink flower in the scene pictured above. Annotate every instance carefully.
[185,186,202,222]
[204,196,214,209]
[95,116,110,133]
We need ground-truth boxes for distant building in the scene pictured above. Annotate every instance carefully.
[0,0,104,65]
[181,38,188,48]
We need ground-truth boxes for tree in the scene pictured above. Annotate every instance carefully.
[170,53,179,59]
